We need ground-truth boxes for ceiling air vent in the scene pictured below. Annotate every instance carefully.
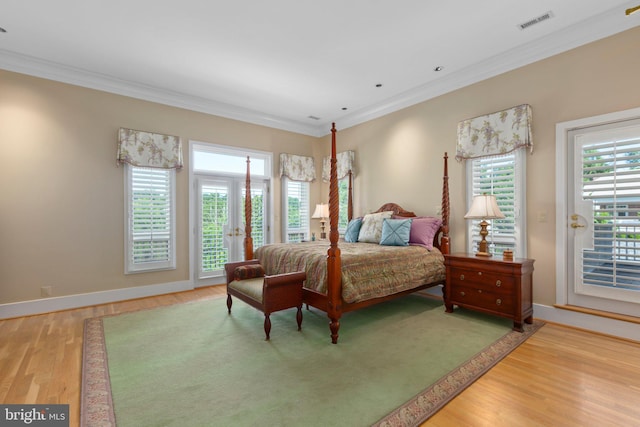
[518,11,554,30]
[307,115,321,120]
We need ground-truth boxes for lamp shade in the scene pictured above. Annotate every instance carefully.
[312,203,330,219]
[464,194,505,219]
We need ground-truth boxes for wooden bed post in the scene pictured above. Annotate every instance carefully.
[440,152,450,255]
[244,156,254,261]
[347,169,353,222]
[327,123,342,344]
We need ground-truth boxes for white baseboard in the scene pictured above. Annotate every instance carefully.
[533,303,640,343]
[0,280,194,320]
[420,286,638,342]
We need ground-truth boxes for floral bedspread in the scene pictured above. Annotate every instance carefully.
[254,240,445,304]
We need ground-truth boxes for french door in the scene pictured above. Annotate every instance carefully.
[196,177,267,281]
[566,120,640,316]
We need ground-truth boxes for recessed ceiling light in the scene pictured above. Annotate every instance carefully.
[434,66,444,72]
[341,107,348,111]
[375,83,383,88]
[0,27,7,33]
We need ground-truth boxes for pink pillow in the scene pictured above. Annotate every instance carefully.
[409,217,442,250]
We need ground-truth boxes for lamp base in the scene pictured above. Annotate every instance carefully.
[320,220,327,240]
[475,220,492,257]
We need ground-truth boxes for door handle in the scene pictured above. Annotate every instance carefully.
[570,214,586,229]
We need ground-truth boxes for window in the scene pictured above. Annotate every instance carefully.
[466,151,526,257]
[283,178,310,242]
[338,177,349,232]
[191,142,272,282]
[125,166,176,273]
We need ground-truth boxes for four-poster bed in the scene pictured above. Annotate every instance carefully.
[242,123,450,343]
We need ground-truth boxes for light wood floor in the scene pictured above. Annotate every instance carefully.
[1,286,639,427]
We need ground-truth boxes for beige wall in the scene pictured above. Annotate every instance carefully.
[321,26,640,307]
[2,26,639,307]
[0,71,316,304]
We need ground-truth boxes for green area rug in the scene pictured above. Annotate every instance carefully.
[81,295,542,426]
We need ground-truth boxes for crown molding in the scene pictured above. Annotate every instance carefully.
[0,49,324,137]
[1,4,637,139]
[332,6,640,135]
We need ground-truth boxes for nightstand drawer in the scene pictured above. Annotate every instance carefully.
[450,285,514,315]
[450,268,514,291]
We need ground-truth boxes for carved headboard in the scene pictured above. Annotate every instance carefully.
[373,203,416,218]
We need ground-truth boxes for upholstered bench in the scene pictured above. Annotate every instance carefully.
[224,260,306,340]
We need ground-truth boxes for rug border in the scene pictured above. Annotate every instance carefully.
[80,300,543,427]
[81,317,116,427]
[373,319,544,426]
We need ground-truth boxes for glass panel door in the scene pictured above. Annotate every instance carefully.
[568,122,640,315]
[198,178,231,279]
[197,177,268,280]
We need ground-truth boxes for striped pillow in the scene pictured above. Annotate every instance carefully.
[234,264,265,281]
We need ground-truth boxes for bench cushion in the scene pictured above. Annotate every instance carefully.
[228,277,264,303]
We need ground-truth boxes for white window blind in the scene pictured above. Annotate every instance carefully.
[126,166,176,273]
[581,137,640,291]
[283,179,309,242]
[467,152,526,256]
[200,182,228,276]
[338,177,349,232]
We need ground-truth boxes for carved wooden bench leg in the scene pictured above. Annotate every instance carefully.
[226,294,232,314]
[264,314,272,340]
[296,306,302,331]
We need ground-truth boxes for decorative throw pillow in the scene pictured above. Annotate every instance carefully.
[380,218,412,246]
[409,216,443,250]
[344,218,363,243]
[234,264,265,281]
[358,211,393,243]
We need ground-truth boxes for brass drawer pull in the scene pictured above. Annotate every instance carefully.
[478,271,482,276]
[460,274,465,280]
[460,291,465,297]
[477,289,482,294]
[496,298,502,305]
[496,280,502,287]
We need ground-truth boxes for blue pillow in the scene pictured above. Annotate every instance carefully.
[380,218,412,246]
[344,218,362,243]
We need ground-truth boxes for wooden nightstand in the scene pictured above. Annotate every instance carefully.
[444,253,534,332]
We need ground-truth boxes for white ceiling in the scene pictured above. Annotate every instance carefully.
[1,1,639,136]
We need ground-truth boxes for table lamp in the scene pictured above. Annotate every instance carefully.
[312,203,330,239]
[464,194,505,257]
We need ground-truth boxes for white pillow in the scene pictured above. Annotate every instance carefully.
[358,211,393,243]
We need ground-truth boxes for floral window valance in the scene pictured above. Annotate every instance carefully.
[117,128,183,169]
[456,104,532,161]
[322,150,356,182]
[280,153,316,182]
